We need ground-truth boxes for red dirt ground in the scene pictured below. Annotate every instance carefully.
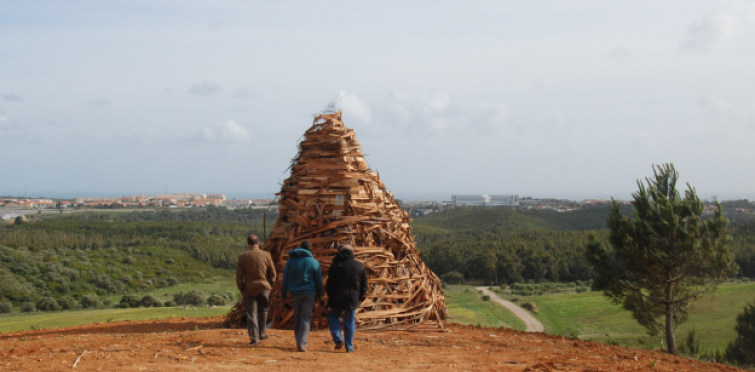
[0,317,741,371]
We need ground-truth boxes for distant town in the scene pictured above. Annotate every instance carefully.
[1,192,746,222]
[0,193,276,220]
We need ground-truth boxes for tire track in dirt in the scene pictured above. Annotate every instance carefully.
[476,286,545,332]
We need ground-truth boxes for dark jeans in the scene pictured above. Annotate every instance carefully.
[243,290,270,343]
[291,294,316,348]
[327,306,357,351]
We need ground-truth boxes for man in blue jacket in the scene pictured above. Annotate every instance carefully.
[280,240,323,352]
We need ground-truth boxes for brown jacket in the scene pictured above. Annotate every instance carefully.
[236,246,276,297]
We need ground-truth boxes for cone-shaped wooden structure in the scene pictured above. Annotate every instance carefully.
[227,110,447,331]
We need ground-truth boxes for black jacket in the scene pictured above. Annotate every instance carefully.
[326,249,368,310]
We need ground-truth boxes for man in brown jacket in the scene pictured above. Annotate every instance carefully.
[236,235,276,346]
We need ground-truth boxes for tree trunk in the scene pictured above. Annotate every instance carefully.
[665,282,677,354]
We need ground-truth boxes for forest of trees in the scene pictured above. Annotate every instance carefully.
[412,205,755,285]
[0,207,278,308]
[4,203,755,310]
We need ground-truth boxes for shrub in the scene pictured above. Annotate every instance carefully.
[120,275,133,284]
[119,302,130,308]
[36,297,61,311]
[58,296,80,310]
[440,271,464,285]
[682,327,701,357]
[520,302,538,313]
[164,300,177,307]
[207,294,226,306]
[0,302,12,313]
[725,300,755,366]
[174,290,205,306]
[166,257,175,264]
[481,295,491,301]
[21,302,35,312]
[120,294,140,308]
[123,256,136,265]
[139,295,163,308]
[81,294,100,308]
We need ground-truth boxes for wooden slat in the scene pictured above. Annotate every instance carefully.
[226,110,446,331]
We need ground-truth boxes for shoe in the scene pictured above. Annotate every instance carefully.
[334,341,344,350]
[260,335,269,341]
[248,341,259,347]
[346,348,354,353]
[297,346,307,352]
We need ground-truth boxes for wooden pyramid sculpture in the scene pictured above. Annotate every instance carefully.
[227,110,447,331]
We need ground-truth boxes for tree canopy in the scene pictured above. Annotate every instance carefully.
[585,163,737,354]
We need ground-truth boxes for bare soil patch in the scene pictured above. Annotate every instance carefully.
[0,317,740,371]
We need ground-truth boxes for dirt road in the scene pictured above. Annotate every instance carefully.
[476,286,545,332]
[0,317,737,371]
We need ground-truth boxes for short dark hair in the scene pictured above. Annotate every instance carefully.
[300,240,312,250]
[247,235,259,246]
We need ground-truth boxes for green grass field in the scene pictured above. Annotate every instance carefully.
[0,306,231,333]
[0,276,239,333]
[505,282,755,353]
[444,285,526,331]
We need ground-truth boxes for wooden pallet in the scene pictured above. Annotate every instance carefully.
[226,111,447,331]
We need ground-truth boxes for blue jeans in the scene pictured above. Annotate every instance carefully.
[327,307,357,351]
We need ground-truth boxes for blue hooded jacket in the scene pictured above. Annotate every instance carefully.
[281,248,323,298]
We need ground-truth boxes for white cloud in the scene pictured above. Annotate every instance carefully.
[200,120,250,143]
[208,20,225,32]
[90,99,111,107]
[189,81,222,96]
[233,89,254,99]
[697,95,755,129]
[607,46,631,64]
[337,90,371,123]
[0,115,9,127]
[337,90,513,137]
[680,13,740,53]
[2,93,24,102]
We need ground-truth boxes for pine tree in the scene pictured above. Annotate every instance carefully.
[725,300,755,366]
[585,163,737,354]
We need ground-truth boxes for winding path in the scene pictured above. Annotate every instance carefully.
[475,286,545,332]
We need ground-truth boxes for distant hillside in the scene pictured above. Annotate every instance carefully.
[0,207,278,309]
[411,204,625,234]
[0,228,228,308]
[64,205,279,223]
[410,205,755,284]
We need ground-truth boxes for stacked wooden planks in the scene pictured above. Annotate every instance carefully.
[226,110,447,331]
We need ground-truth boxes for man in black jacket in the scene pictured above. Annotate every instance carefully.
[325,244,368,353]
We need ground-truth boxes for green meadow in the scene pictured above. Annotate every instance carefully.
[0,282,530,334]
[0,277,239,333]
[443,285,526,331]
[501,282,755,353]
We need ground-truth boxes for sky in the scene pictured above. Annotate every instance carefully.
[2,0,755,201]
